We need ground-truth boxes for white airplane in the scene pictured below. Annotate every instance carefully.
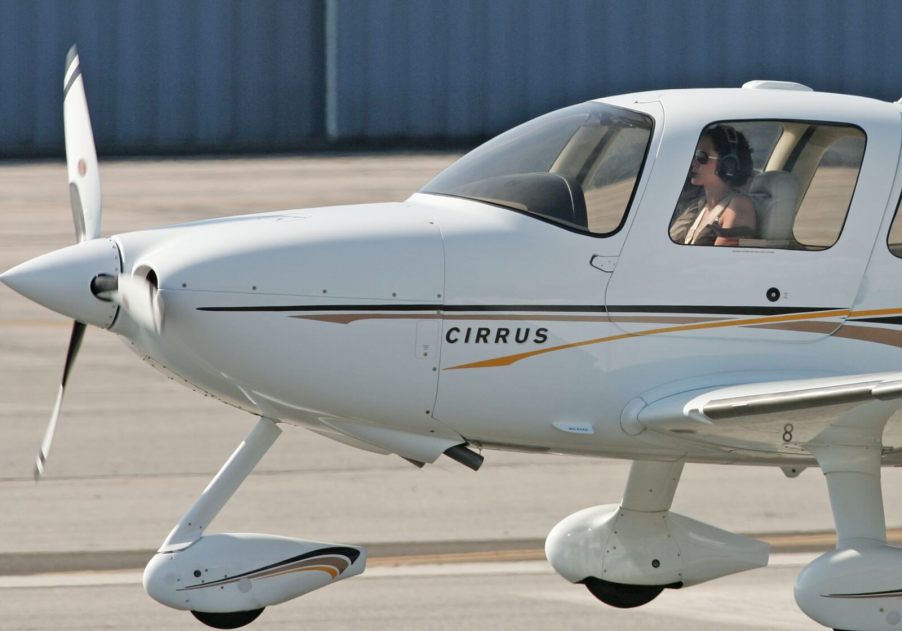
[5,47,902,631]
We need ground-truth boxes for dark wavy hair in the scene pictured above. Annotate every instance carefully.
[704,124,753,188]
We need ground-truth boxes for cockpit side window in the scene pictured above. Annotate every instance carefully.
[670,120,865,250]
[421,102,653,236]
[579,126,650,233]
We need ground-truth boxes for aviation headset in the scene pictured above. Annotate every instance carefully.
[716,125,741,181]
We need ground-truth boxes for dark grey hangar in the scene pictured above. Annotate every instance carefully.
[445,327,549,344]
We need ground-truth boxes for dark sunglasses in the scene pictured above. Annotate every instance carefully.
[693,149,720,165]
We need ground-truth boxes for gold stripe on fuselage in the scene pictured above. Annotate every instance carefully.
[446,309,852,370]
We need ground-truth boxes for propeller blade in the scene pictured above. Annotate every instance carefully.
[63,45,101,242]
[32,49,108,480]
[34,321,86,480]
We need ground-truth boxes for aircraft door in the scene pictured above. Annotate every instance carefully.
[423,102,668,447]
[606,116,901,343]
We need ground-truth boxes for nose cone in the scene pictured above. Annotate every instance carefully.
[1,238,121,328]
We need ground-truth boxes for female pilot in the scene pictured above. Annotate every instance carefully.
[676,125,755,246]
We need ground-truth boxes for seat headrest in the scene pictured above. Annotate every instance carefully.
[749,170,800,199]
[748,171,801,242]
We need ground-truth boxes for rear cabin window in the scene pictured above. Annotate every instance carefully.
[669,121,865,250]
[421,102,653,235]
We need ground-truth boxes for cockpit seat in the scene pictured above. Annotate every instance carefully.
[746,170,801,248]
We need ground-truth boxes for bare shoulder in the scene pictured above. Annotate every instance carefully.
[730,193,754,212]
[728,193,756,222]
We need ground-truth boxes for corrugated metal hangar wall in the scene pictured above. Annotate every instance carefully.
[1,0,900,157]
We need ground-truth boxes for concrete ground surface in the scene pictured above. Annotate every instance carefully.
[0,154,897,629]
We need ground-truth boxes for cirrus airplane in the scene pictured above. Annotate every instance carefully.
[6,47,902,631]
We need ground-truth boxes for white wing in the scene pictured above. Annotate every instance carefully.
[630,372,902,460]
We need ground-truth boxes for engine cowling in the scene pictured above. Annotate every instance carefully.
[143,533,366,614]
[795,544,902,630]
[545,504,768,591]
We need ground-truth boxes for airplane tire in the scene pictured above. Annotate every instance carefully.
[581,577,665,608]
[191,608,265,629]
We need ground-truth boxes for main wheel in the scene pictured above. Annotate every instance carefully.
[191,608,265,629]
[581,577,665,608]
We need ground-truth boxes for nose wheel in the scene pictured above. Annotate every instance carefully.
[191,608,264,629]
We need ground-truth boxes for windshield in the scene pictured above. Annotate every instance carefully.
[421,102,653,235]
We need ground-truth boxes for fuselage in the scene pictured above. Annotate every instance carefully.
[11,86,902,467]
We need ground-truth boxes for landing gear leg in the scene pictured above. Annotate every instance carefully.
[811,442,885,549]
[621,459,684,513]
[146,418,282,628]
[582,460,684,607]
[161,416,282,553]
[144,416,365,628]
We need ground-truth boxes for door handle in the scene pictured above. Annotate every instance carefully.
[590,255,617,273]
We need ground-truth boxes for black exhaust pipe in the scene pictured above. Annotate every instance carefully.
[444,444,484,471]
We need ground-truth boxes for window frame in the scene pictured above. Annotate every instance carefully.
[668,117,868,251]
